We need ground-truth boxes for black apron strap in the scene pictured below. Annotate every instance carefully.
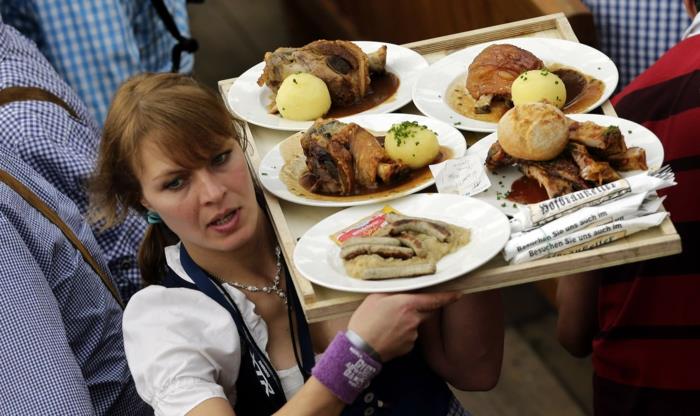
[178,244,287,413]
[285,266,316,378]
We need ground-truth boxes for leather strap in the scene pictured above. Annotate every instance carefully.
[150,0,199,72]
[0,86,78,118]
[0,86,124,308]
[0,169,125,308]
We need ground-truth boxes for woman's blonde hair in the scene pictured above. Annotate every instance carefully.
[90,72,246,285]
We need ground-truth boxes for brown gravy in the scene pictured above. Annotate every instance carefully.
[300,146,451,197]
[446,64,604,122]
[507,176,549,204]
[326,72,400,118]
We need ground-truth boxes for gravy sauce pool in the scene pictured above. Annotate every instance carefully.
[507,176,549,204]
[447,64,604,121]
[326,72,400,118]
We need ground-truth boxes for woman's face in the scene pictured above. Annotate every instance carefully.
[137,136,259,255]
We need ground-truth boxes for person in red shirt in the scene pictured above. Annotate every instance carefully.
[556,1,700,414]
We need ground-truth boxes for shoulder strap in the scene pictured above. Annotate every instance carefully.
[178,244,287,411]
[0,86,78,118]
[0,168,125,308]
[150,0,199,72]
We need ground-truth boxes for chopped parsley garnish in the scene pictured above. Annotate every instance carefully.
[388,121,431,147]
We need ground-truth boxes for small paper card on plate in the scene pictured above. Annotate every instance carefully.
[430,155,491,196]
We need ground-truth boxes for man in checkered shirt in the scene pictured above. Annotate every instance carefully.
[0,148,151,414]
[0,15,146,301]
[0,0,193,125]
[582,0,692,89]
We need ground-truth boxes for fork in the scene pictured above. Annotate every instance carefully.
[651,164,674,182]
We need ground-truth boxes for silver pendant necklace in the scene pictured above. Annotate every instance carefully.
[221,246,287,305]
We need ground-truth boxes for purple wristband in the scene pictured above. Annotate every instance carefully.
[312,331,383,404]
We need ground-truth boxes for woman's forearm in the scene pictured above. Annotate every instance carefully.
[556,272,599,357]
[420,290,504,390]
[187,379,345,416]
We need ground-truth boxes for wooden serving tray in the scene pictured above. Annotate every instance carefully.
[218,13,681,322]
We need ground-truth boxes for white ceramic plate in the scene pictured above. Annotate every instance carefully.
[412,37,619,132]
[258,113,467,207]
[467,114,665,216]
[227,41,429,131]
[293,193,510,293]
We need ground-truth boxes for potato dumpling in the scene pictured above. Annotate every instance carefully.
[511,69,567,108]
[276,73,331,120]
[384,121,440,169]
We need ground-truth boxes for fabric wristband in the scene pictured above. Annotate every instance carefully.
[345,329,382,362]
[312,331,383,404]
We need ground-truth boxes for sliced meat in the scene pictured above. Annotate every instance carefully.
[567,121,627,155]
[519,158,589,199]
[568,143,621,185]
[485,142,515,171]
[607,147,648,171]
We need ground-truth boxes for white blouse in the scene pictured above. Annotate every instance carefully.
[123,244,307,416]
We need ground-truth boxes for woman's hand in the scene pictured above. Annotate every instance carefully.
[347,292,461,361]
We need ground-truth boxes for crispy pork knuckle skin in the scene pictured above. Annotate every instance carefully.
[258,40,386,107]
[467,44,544,103]
[300,119,408,195]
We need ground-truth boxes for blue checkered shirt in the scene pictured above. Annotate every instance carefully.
[0,21,146,301]
[582,0,692,89]
[0,147,151,415]
[0,0,193,125]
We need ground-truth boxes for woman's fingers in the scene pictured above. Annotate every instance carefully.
[407,291,463,313]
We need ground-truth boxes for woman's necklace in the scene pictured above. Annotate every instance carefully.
[219,246,288,305]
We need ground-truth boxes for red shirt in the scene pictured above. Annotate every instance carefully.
[591,34,700,414]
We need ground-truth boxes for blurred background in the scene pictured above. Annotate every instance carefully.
[188,0,596,89]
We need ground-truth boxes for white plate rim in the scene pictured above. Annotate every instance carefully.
[466,113,665,215]
[227,41,429,131]
[412,37,620,133]
[293,193,511,293]
[257,113,467,207]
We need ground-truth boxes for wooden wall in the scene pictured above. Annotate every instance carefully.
[287,0,597,46]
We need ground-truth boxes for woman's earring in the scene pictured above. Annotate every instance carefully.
[146,211,162,224]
